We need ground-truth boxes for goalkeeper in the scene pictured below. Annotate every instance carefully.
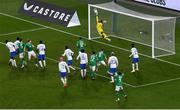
[94,9,111,42]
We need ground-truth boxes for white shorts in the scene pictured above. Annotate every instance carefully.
[28,51,36,59]
[97,60,106,66]
[19,53,24,59]
[115,86,123,91]
[90,66,96,71]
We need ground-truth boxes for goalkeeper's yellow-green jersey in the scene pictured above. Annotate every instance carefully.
[96,16,103,32]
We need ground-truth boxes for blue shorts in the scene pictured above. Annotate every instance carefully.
[38,54,45,60]
[132,58,139,63]
[16,49,19,55]
[67,60,73,66]
[109,68,117,75]
[60,72,67,77]
[80,64,86,69]
[10,52,16,58]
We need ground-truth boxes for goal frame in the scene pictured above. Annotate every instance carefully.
[88,3,176,58]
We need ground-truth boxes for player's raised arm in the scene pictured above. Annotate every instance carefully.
[96,15,99,23]
[94,8,99,23]
[76,54,80,60]
[108,57,110,66]
[129,52,133,58]
[116,57,119,67]
[86,53,88,64]
[62,50,66,56]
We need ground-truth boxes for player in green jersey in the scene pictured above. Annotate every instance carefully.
[18,38,26,68]
[96,49,107,71]
[114,72,127,102]
[76,37,86,54]
[89,51,98,80]
[25,40,38,67]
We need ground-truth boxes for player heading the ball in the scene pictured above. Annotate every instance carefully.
[94,8,111,42]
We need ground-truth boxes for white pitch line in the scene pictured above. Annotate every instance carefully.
[155,58,180,67]
[0,38,180,88]
[0,27,47,37]
[46,57,136,88]
[0,40,136,88]
[1,12,180,88]
[1,12,180,68]
[1,38,180,88]
[135,77,180,88]
[46,57,111,80]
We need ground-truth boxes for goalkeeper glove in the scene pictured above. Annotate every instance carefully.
[93,8,98,15]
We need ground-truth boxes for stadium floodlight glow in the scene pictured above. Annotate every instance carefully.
[88,2,176,58]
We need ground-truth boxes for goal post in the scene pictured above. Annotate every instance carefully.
[88,2,176,58]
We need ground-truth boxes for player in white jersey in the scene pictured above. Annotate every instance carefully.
[129,44,139,73]
[76,49,88,78]
[62,46,76,73]
[5,40,17,68]
[58,57,70,87]
[37,40,46,68]
[108,52,118,83]
[14,37,20,54]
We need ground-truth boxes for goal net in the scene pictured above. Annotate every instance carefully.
[88,2,176,58]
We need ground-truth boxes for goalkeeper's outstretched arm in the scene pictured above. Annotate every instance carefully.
[96,15,99,24]
[94,8,99,23]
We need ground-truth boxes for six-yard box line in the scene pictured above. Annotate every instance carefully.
[0,12,180,88]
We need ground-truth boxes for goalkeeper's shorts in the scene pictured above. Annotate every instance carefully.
[98,31,107,38]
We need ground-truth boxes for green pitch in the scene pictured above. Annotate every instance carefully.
[0,0,180,109]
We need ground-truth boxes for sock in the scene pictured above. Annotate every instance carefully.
[11,59,15,66]
[136,63,139,70]
[90,71,93,78]
[34,58,38,65]
[9,59,12,63]
[64,77,67,85]
[84,69,86,77]
[81,70,84,78]
[20,59,25,67]
[61,78,65,84]
[111,76,114,82]
[13,59,17,67]
[89,71,92,77]
[43,60,46,67]
[21,59,25,65]
[96,65,99,71]
[132,64,135,71]
[9,59,13,66]
[120,90,127,98]
[116,92,120,99]
[39,61,43,68]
